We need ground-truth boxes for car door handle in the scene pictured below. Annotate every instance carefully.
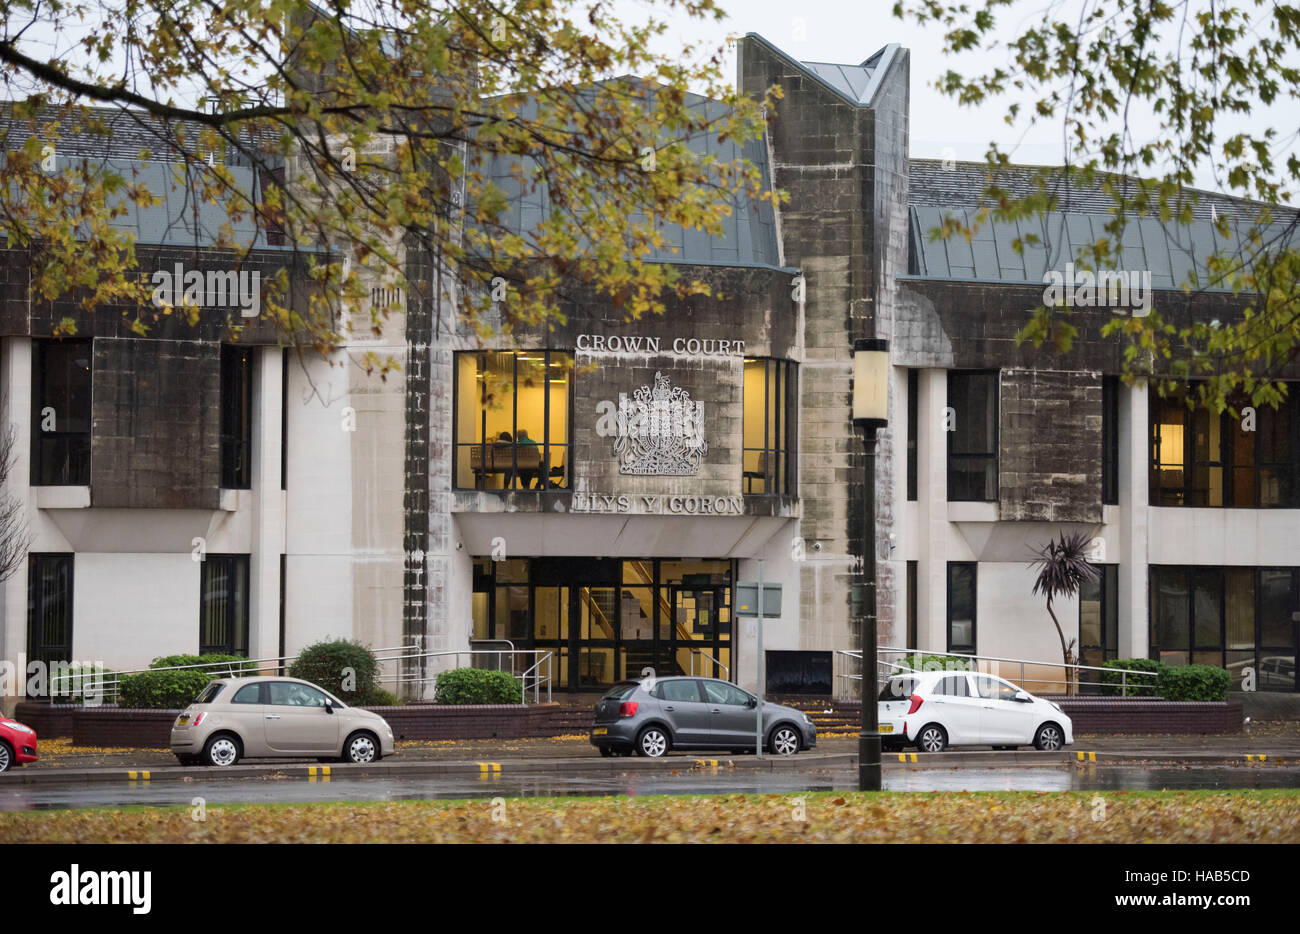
[265,715,281,720]
[663,705,675,711]
[982,705,995,710]
[711,708,722,713]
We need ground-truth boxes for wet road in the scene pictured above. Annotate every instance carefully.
[5,764,1299,810]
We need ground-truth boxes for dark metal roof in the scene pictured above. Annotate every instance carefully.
[798,45,900,107]
[485,90,784,270]
[908,204,1300,289]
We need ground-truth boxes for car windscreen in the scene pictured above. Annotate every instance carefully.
[192,682,225,705]
[601,682,639,701]
[878,677,917,702]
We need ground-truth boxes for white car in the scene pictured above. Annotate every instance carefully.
[877,670,1073,753]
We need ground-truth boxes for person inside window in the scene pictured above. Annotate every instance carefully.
[516,428,541,488]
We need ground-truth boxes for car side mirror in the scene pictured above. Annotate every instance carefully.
[1014,691,1032,703]
[324,701,335,714]
[746,697,758,708]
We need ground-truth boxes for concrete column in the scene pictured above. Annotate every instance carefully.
[249,347,285,664]
[1118,380,1149,659]
[916,368,949,652]
[0,338,32,714]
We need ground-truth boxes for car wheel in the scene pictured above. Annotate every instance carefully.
[203,734,240,767]
[915,724,947,753]
[344,731,380,764]
[0,740,12,773]
[635,726,670,758]
[769,725,801,756]
[1034,723,1065,751]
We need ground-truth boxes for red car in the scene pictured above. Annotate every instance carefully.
[0,717,38,772]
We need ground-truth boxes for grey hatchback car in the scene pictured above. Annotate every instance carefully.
[590,676,816,757]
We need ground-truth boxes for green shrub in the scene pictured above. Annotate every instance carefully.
[1099,658,1165,697]
[434,668,522,705]
[119,669,219,708]
[149,654,257,674]
[357,687,401,707]
[1161,664,1231,701]
[288,639,379,704]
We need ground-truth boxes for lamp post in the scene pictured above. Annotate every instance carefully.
[852,337,889,792]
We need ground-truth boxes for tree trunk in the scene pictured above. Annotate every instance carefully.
[1045,595,1074,697]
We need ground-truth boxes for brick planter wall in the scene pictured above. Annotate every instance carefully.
[73,708,180,748]
[45,703,596,749]
[803,697,1243,734]
[1041,697,1244,734]
[13,702,79,739]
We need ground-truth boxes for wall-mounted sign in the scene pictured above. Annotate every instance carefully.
[571,492,744,515]
[614,372,707,476]
[577,334,745,357]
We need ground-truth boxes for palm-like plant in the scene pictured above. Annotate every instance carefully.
[1029,530,1099,696]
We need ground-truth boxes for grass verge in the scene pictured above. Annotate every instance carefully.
[5,789,1299,844]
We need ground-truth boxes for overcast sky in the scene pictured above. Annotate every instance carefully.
[615,0,1300,199]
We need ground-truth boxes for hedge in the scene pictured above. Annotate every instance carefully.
[1100,659,1231,701]
[433,668,523,705]
[288,639,380,704]
[118,654,254,708]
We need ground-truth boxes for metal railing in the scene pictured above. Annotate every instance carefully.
[378,648,553,704]
[688,649,731,680]
[835,646,1160,699]
[41,643,555,706]
[45,645,420,705]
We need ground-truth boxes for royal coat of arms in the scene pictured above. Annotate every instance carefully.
[614,372,707,475]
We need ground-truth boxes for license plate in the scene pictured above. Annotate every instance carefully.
[592,728,608,735]
[878,724,894,733]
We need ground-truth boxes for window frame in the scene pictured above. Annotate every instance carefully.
[26,553,75,698]
[906,368,919,501]
[32,339,92,487]
[452,349,573,491]
[220,345,253,490]
[946,369,999,502]
[1102,375,1119,505]
[199,553,250,657]
[1150,384,1300,508]
[742,357,797,496]
[946,561,978,655]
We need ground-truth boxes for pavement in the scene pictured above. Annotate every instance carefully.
[5,723,1300,786]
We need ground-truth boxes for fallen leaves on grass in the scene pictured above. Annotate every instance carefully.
[5,790,1298,844]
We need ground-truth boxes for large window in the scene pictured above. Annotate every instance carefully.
[32,340,91,486]
[200,555,249,656]
[1078,564,1118,676]
[1150,565,1296,691]
[454,350,572,490]
[1150,385,1300,507]
[27,554,73,698]
[742,358,796,495]
[947,562,977,654]
[947,370,998,501]
[220,346,252,489]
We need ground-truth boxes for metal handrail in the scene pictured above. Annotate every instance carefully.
[688,649,731,680]
[377,648,553,705]
[836,647,1160,699]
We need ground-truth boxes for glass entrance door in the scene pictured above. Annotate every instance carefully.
[667,587,730,680]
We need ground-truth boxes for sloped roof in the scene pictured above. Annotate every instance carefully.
[907,159,1300,289]
[484,88,785,270]
[798,45,900,107]
[908,205,1300,289]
